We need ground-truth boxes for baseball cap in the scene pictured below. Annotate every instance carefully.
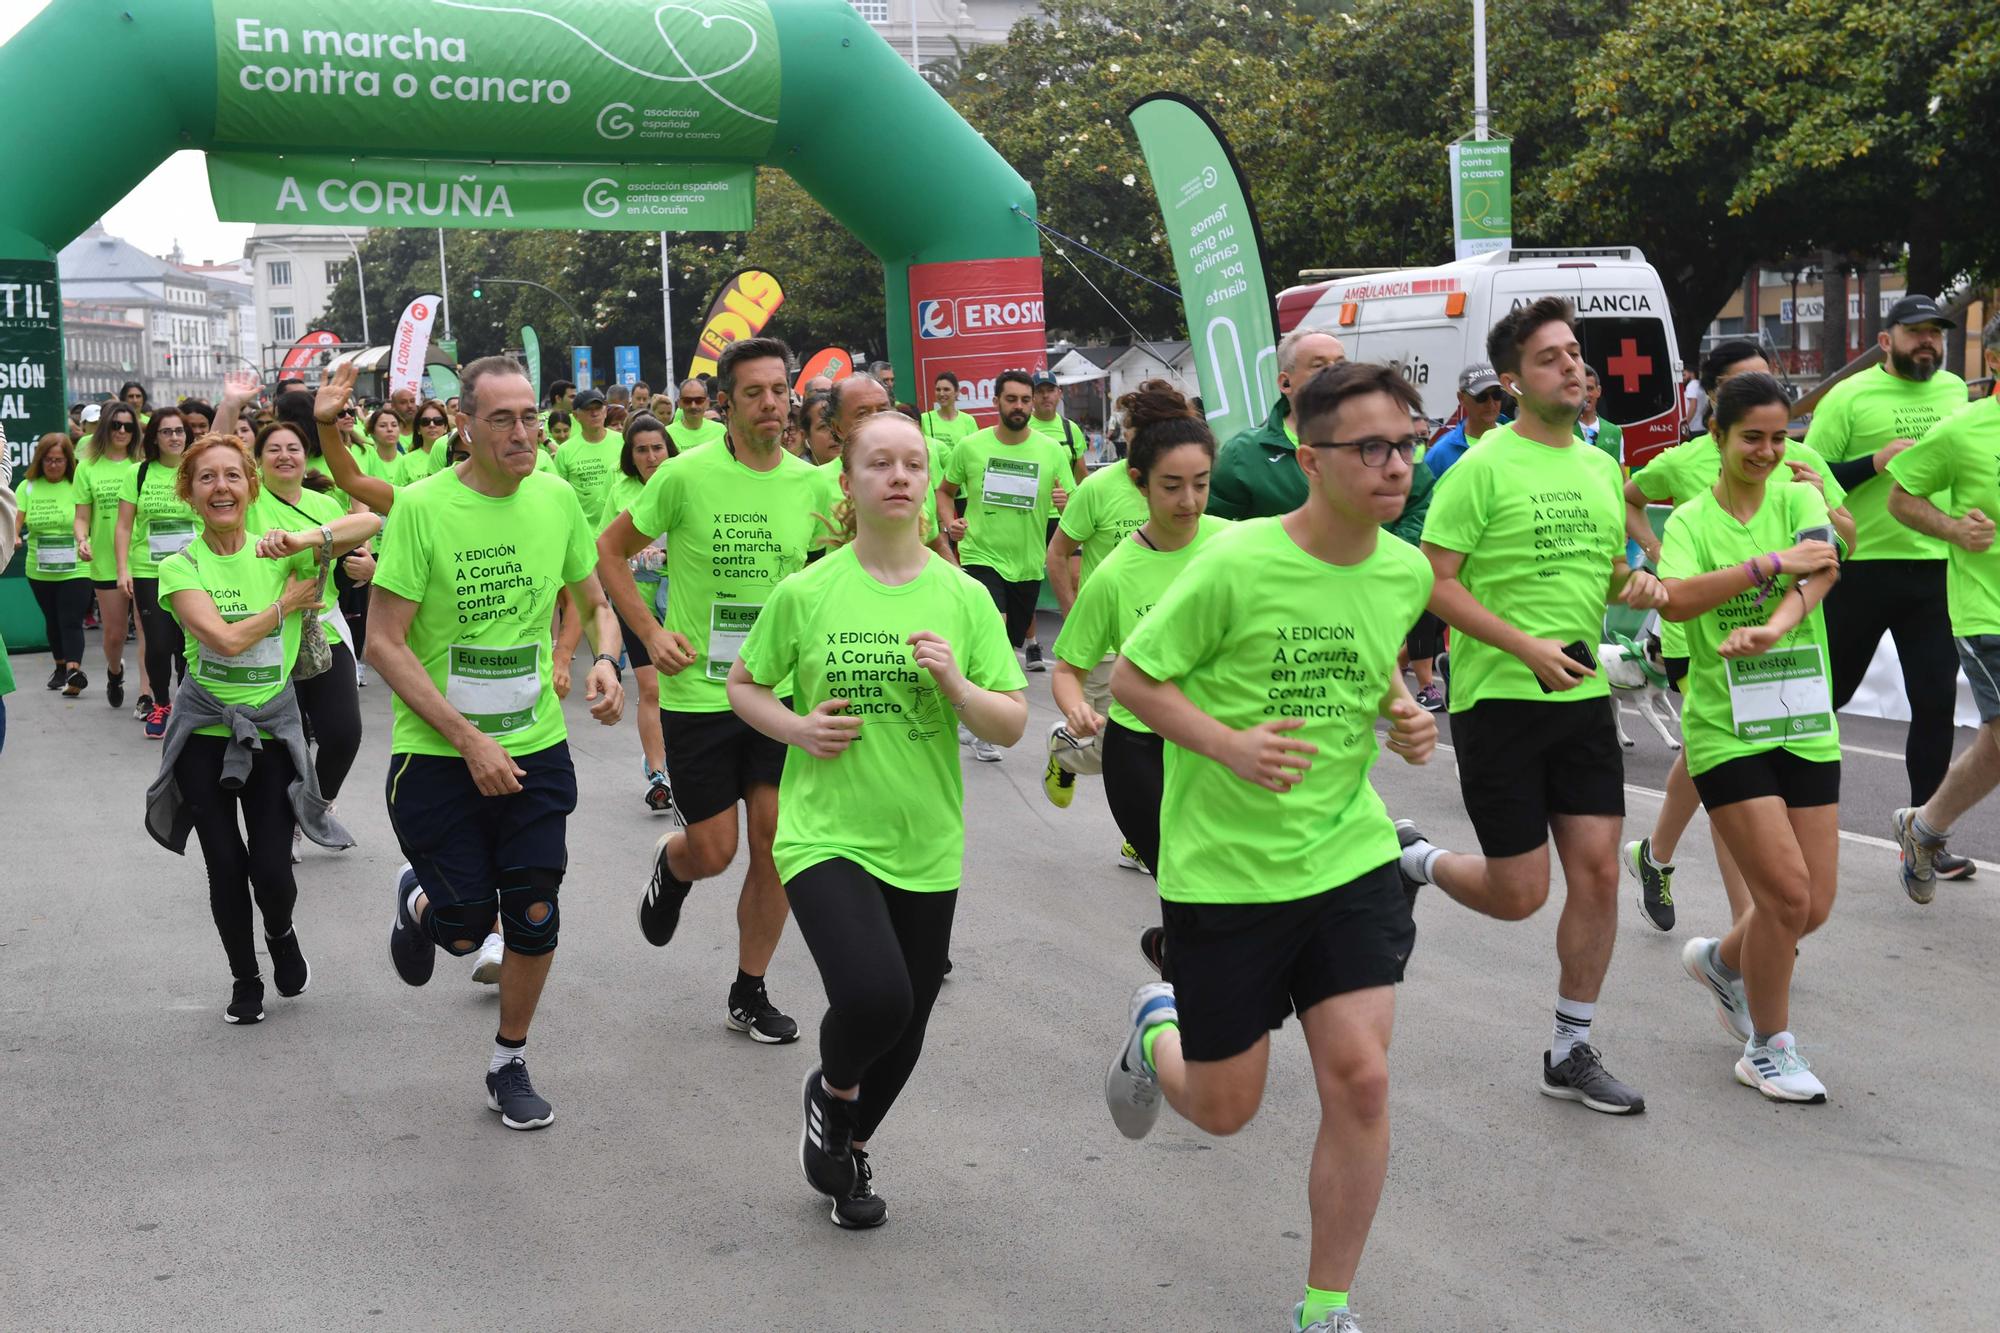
[1029,369,1058,388]
[574,388,607,408]
[1885,294,1956,329]
[82,403,102,424]
[1458,363,1501,395]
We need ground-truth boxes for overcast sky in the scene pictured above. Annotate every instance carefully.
[4,3,253,265]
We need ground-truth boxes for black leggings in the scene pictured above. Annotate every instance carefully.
[1102,720,1165,873]
[133,577,185,701]
[294,640,362,800]
[1406,610,1446,661]
[1824,558,1957,804]
[30,577,90,664]
[338,574,369,662]
[173,733,299,981]
[785,858,957,1142]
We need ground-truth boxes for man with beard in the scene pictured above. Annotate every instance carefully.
[939,369,1071,754]
[1806,294,1974,879]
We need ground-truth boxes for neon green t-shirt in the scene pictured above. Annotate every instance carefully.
[1888,397,2000,636]
[920,410,978,454]
[605,471,670,624]
[1028,412,1087,467]
[738,546,1027,892]
[19,477,85,582]
[72,453,136,581]
[1122,518,1433,904]
[1803,364,1967,562]
[355,443,404,486]
[370,468,598,757]
[1632,432,1847,659]
[1057,459,1150,587]
[158,537,318,736]
[666,417,725,454]
[251,487,353,648]
[946,427,1068,582]
[117,460,201,580]
[626,442,821,713]
[554,431,625,527]
[1053,517,1227,729]
[305,453,357,514]
[1419,423,1626,710]
[1659,483,1840,776]
[805,458,846,553]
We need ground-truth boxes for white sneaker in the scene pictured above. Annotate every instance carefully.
[969,737,1002,763]
[470,933,505,985]
[957,723,973,747]
[1105,981,1175,1139]
[291,825,304,864]
[355,662,369,687]
[1680,937,1752,1042]
[1735,1031,1826,1103]
[1292,1305,1366,1333]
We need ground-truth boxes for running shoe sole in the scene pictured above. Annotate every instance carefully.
[485,1090,555,1130]
[799,1066,857,1198]
[470,946,504,985]
[1537,1077,1644,1115]
[639,831,692,946]
[1890,808,1939,905]
[1106,983,1173,1140]
[726,1010,801,1044]
[1734,1055,1827,1104]
[389,865,436,987]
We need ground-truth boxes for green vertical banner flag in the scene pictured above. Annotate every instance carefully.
[1449,140,1512,260]
[0,259,63,483]
[521,326,542,404]
[1126,94,1276,447]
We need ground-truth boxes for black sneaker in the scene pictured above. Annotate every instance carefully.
[832,1147,888,1230]
[644,772,675,814]
[1540,1043,1645,1115]
[1024,641,1047,672]
[485,1056,555,1130]
[1622,838,1676,931]
[727,979,800,1044]
[1139,925,1169,979]
[105,668,125,709]
[388,864,435,987]
[800,1066,859,1198]
[1935,850,1978,882]
[268,928,310,997]
[225,977,265,1025]
[62,668,87,698]
[134,691,154,720]
[46,662,65,691]
[638,831,693,947]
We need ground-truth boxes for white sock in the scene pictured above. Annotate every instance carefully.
[490,1036,525,1074]
[1398,838,1446,886]
[1552,997,1595,1064]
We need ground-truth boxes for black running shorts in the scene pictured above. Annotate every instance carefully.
[1451,695,1626,858]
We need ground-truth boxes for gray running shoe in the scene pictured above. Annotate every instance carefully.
[1290,1304,1366,1333]
[969,736,1002,763]
[1540,1043,1645,1115]
[1622,837,1676,931]
[1106,981,1175,1139]
[1680,936,1752,1042]
[1891,807,1943,905]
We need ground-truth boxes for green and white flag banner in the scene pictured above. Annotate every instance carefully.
[1126,93,1277,447]
[1449,139,1512,260]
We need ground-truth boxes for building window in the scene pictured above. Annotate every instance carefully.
[272,306,296,343]
[267,260,292,287]
[326,260,348,286]
[850,0,888,20]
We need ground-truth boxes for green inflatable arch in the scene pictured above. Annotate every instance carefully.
[0,0,1047,648]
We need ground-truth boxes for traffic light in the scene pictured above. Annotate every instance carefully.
[471,283,484,299]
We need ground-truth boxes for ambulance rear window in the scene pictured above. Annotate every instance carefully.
[1578,317,1675,424]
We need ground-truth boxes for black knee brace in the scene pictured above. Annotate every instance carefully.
[498,867,563,956]
[427,899,499,955]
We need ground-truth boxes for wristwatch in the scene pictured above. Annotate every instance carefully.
[593,652,623,680]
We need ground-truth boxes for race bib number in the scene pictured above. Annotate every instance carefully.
[198,622,284,687]
[35,539,77,574]
[148,520,196,561]
[1727,644,1833,741]
[981,457,1041,510]
[446,643,540,736]
[707,601,763,682]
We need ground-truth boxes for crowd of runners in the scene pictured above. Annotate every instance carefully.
[7,293,1998,1333]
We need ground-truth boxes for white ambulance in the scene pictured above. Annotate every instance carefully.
[1275,246,1684,466]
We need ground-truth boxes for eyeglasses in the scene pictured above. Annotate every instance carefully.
[1305,435,1424,468]
[478,412,543,434]
[156,426,187,438]
[680,397,707,407]
[416,417,448,427]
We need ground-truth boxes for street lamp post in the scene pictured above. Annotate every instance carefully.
[473,275,591,345]
[256,233,370,348]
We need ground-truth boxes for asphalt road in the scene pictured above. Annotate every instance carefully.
[4,628,1996,1332]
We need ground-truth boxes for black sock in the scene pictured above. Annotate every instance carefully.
[732,968,763,996]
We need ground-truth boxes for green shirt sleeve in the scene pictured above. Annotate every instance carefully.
[557,482,597,585]
[958,572,1030,692]
[370,487,432,603]
[627,455,681,539]
[1790,443,1847,509]
[1122,543,1229,684]
[737,574,800,689]
[1632,444,1687,502]
[1052,562,1120,669]
[1802,386,1854,463]
[1416,449,1491,553]
[1885,413,1958,500]
[1657,505,1697,583]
